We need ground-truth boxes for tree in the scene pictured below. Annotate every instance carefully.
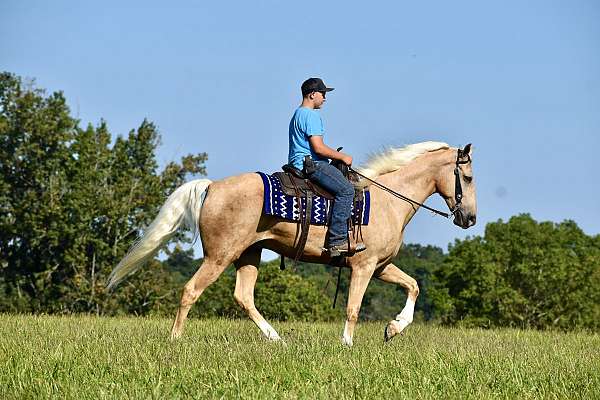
[0,72,207,314]
[431,214,600,330]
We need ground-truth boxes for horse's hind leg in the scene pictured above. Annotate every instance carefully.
[170,257,230,339]
[375,262,419,342]
[233,247,281,341]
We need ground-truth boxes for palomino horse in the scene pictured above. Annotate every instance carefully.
[107,141,476,346]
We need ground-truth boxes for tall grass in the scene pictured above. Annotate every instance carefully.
[1,314,598,399]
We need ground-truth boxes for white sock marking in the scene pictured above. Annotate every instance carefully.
[258,320,281,341]
[395,297,415,326]
[342,321,353,346]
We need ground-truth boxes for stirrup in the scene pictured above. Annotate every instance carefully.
[354,242,366,252]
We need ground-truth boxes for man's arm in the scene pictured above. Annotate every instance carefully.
[308,136,353,166]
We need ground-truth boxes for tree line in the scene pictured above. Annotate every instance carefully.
[1,72,598,331]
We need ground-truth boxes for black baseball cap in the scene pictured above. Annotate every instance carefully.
[301,77,334,96]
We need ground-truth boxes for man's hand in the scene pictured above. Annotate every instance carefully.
[341,154,353,166]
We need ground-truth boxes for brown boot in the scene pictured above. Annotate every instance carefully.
[327,242,350,257]
[328,241,367,257]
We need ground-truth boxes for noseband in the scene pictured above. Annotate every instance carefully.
[349,148,471,219]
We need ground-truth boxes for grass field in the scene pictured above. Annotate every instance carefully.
[1,315,599,399]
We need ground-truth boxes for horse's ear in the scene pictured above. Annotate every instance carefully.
[463,143,472,157]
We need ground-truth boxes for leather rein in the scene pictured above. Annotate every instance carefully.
[349,148,471,219]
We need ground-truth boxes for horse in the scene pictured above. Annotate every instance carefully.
[107,141,477,346]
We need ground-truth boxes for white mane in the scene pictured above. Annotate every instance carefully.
[357,141,449,179]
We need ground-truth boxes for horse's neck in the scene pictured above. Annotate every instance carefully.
[379,160,437,202]
[377,154,441,225]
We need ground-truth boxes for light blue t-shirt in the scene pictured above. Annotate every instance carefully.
[288,107,328,170]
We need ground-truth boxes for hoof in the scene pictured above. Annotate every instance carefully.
[342,335,353,347]
[384,320,406,342]
[266,334,282,342]
[384,324,392,342]
[170,326,184,341]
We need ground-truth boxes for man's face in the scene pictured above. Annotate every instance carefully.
[311,91,326,109]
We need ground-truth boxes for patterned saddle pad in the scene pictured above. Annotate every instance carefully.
[257,172,370,226]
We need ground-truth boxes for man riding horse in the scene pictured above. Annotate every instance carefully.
[288,77,365,256]
[107,79,477,346]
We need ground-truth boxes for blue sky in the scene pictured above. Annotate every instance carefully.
[2,1,599,257]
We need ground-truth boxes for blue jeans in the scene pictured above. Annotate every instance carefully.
[306,161,354,246]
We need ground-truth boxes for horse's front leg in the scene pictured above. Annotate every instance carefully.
[375,262,419,342]
[342,265,375,347]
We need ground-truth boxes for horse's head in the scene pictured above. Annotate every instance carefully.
[437,143,477,229]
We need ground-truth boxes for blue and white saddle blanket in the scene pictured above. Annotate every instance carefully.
[257,172,370,226]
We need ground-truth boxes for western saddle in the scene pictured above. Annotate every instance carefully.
[274,161,367,269]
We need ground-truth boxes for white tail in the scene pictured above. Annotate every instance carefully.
[106,179,212,290]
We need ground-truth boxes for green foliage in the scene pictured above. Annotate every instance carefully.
[432,214,600,330]
[184,257,339,322]
[253,261,339,321]
[0,72,207,314]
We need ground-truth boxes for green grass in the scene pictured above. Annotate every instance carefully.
[1,315,599,399]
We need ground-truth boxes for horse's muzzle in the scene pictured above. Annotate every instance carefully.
[453,210,476,229]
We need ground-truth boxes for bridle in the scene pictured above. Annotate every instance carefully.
[451,148,471,216]
[349,147,471,219]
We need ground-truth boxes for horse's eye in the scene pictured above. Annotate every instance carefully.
[463,175,473,183]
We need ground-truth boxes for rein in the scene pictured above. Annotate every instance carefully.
[330,147,471,309]
[348,148,471,219]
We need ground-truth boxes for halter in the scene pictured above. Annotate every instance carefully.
[349,147,471,219]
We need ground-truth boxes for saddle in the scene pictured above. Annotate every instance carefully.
[274,165,333,199]
[274,161,366,269]
[274,163,363,201]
